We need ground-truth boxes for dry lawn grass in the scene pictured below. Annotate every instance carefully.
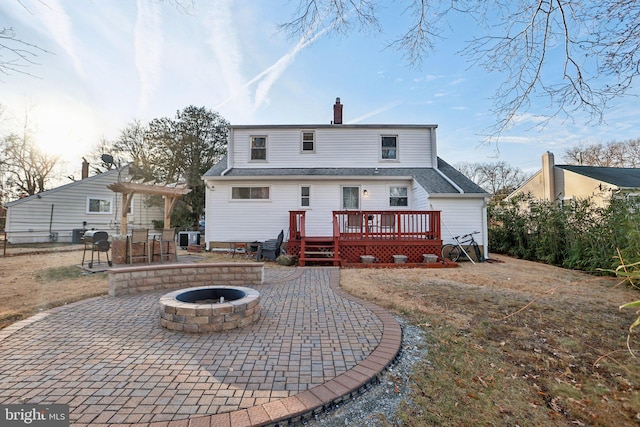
[1,249,639,425]
[0,247,260,328]
[340,255,640,426]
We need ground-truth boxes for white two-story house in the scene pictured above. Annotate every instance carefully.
[202,98,489,265]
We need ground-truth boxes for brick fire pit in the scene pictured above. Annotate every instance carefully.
[159,286,260,333]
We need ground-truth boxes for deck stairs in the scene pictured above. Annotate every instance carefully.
[299,236,340,266]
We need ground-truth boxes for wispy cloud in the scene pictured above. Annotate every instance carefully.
[205,0,250,112]
[134,0,163,112]
[348,101,403,123]
[31,0,84,77]
[215,9,335,112]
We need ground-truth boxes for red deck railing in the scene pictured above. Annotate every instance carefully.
[289,210,441,241]
[289,210,442,264]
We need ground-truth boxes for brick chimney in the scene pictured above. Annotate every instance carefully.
[81,157,89,179]
[542,151,555,201]
[333,97,343,124]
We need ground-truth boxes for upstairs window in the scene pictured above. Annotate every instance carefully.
[301,131,315,152]
[389,186,408,206]
[250,136,267,160]
[381,135,398,160]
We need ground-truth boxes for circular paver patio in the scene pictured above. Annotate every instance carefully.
[0,267,401,426]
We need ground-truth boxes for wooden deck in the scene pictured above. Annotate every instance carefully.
[287,210,444,266]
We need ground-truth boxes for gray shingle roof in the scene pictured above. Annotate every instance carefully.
[558,165,640,188]
[203,156,487,195]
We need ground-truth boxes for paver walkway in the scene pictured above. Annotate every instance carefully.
[0,267,401,426]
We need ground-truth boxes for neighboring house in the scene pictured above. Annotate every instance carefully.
[202,98,489,264]
[4,164,164,244]
[508,152,640,206]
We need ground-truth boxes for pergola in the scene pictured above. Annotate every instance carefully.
[108,181,192,235]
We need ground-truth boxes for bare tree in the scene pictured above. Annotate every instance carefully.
[281,1,640,138]
[564,138,640,167]
[0,26,49,81]
[0,132,60,199]
[85,120,152,176]
[455,161,530,198]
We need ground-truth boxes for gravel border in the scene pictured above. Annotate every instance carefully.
[302,317,427,426]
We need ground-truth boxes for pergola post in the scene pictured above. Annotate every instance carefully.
[163,196,180,229]
[120,192,134,235]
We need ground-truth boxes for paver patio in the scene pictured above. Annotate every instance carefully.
[0,267,401,426]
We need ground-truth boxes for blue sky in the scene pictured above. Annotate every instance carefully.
[2,0,640,181]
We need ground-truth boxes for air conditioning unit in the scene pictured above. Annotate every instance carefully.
[178,231,201,249]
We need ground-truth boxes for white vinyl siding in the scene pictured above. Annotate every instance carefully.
[231,127,435,168]
[429,197,486,247]
[4,168,163,244]
[205,179,417,242]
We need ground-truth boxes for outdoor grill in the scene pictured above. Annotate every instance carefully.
[82,230,112,268]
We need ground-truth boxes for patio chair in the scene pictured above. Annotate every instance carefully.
[345,213,363,233]
[257,229,284,261]
[128,228,150,264]
[380,213,396,231]
[152,228,177,263]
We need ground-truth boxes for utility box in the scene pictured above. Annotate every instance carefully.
[178,231,201,249]
[72,229,85,244]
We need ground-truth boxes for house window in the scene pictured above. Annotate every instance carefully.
[231,186,270,200]
[250,136,267,160]
[381,135,398,160]
[301,131,315,152]
[342,186,360,209]
[389,186,408,206]
[87,197,112,214]
[300,186,311,207]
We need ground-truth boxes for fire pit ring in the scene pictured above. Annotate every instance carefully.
[159,286,260,333]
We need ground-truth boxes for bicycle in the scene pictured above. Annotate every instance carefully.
[441,231,484,263]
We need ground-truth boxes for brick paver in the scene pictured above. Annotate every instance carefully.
[0,267,401,426]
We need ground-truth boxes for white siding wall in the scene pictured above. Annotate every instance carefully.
[205,178,416,243]
[429,197,487,248]
[5,172,163,243]
[232,127,435,169]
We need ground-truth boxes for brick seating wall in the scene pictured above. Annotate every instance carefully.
[108,263,264,297]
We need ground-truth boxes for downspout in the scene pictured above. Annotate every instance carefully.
[482,197,489,259]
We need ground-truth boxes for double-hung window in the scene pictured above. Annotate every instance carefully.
[250,136,267,160]
[301,131,315,153]
[381,135,398,160]
[389,186,408,207]
[300,186,311,207]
